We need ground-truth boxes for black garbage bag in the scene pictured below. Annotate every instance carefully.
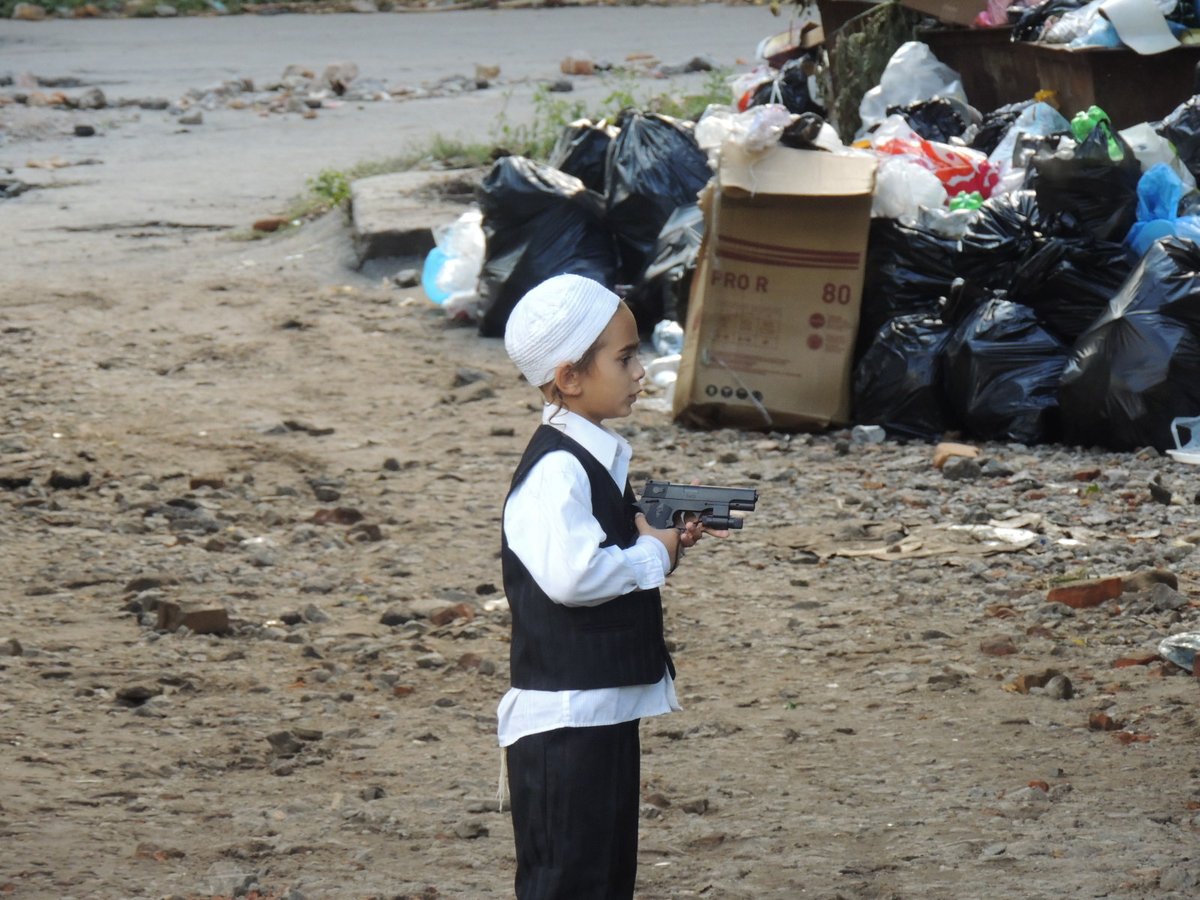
[858,218,959,360]
[955,190,1041,292]
[548,119,615,194]
[779,112,831,151]
[967,99,1036,157]
[941,296,1069,444]
[1010,237,1135,343]
[887,97,967,143]
[1059,238,1200,451]
[1158,96,1200,182]
[1031,123,1140,243]
[623,202,704,332]
[476,155,619,338]
[748,58,825,117]
[853,314,957,442]
[605,111,712,283]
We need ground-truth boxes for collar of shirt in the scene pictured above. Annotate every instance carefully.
[541,405,631,489]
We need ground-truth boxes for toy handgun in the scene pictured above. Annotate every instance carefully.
[637,480,758,531]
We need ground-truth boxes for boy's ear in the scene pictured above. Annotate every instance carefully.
[553,362,583,397]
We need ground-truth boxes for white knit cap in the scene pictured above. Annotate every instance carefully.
[504,274,620,387]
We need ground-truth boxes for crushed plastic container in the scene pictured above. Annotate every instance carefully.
[1168,416,1200,465]
[1158,632,1200,673]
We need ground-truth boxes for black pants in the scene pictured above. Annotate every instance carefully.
[507,720,641,900]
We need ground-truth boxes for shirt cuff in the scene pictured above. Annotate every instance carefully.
[630,535,671,588]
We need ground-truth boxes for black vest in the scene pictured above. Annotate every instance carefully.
[502,425,675,691]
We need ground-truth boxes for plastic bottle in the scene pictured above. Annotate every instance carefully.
[851,424,886,444]
[949,191,983,211]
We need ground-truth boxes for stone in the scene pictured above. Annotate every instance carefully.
[980,636,1019,657]
[12,3,48,20]
[116,685,160,707]
[267,730,304,757]
[47,470,91,490]
[156,600,231,635]
[2,637,23,657]
[155,4,177,16]
[349,170,476,265]
[393,268,419,288]
[1120,569,1178,593]
[454,819,488,839]
[253,216,290,233]
[301,603,330,623]
[429,603,475,626]
[1043,674,1073,700]
[178,111,203,126]
[380,604,414,626]
[320,61,359,94]
[1046,576,1123,609]
[76,87,106,110]
[74,124,96,137]
[942,456,982,481]
[1148,582,1189,612]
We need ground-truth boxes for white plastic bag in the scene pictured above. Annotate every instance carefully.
[421,207,485,311]
[858,42,968,135]
[872,155,948,223]
[1121,122,1197,189]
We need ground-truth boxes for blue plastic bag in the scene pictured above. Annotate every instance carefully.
[1126,163,1200,257]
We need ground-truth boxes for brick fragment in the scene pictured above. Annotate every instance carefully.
[980,636,1019,657]
[932,442,979,469]
[1047,577,1123,609]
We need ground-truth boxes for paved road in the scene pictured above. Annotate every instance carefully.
[0,7,778,232]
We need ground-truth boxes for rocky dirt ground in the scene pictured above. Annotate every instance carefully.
[3,198,1200,900]
[4,12,1200,900]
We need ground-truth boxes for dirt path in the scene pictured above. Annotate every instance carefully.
[4,9,1200,900]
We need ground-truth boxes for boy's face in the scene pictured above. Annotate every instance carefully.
[567,304,645,427]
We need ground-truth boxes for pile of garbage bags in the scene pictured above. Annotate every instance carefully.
[426,38,1200,453]
[850,41,1200,453]
[469,109,712,338]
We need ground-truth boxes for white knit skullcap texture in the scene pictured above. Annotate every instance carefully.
[504,274,620,388]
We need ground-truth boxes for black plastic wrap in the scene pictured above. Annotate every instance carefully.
[623,202,704,332]
[858,218,958,359]
[887,97,967,143]
[1031,125,1140,243]
[942,296,1069,445]
[476,156,618,338]
[1158,96,1200,182]
[604,111,712,283]
[548,120,615,194]
[853,314,957,442]
[968,100,1036,157]
[1060,238,1200,450]
[955,190,1041,292]
[1011,237,1135,343]
[748,58,825,117]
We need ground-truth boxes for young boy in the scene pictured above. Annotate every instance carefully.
[497,274,717,899]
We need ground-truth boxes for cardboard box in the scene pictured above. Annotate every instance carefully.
[672,144,877,432]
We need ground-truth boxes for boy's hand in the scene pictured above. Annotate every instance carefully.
[678,513,730,548]
[635,512,681,571]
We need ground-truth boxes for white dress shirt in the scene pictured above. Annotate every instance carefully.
[497,406,680,748]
